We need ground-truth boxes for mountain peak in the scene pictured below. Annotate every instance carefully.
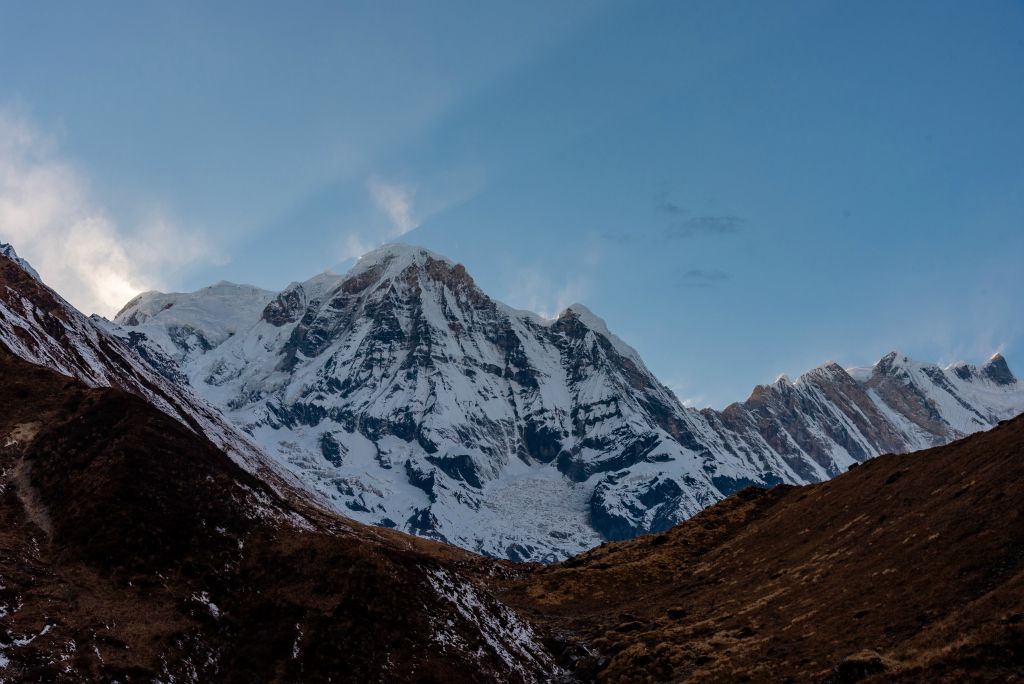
[351,243,452,273]
[558,302,600,322]
[982,352,1016,385]
[880,350,902,363]
[811,360,844,374]
[798,360,849,385]
[558,302,643,363]
[874,350,908,376]
[342,243,479,295]
[949,360,977,381]
[0,242,41,280]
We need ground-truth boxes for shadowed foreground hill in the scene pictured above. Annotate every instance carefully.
[501,413,1024,682]
[0,348,561,682]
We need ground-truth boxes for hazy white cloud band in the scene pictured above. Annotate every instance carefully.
[0,109,215,316]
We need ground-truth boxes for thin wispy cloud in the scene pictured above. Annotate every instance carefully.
[339,233,375,265]
[506,264,592,320]
[600,192,747,247]
[601,215,744,246]
[599,231,636,245]
[670,215,744,239]
[337,165,488,263]
[680,268,730,288]
[659,373,706,409]
[652,190,747,240]
[655,192,684,215]
[368,175,418,235]
[0,107,218,317]
[337,175,422,261]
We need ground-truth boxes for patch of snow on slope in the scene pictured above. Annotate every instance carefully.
[426,568,560,681]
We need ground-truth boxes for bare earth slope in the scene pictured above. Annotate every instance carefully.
[502,414,1024,683]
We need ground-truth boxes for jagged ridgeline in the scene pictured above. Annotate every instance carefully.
[3,242,1022,561]
[107,244,1024,560]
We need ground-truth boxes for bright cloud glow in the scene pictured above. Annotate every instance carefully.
[0,108,216,316]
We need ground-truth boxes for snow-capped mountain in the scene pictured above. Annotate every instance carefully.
[110,244,1024,561]
[0,243,277,481]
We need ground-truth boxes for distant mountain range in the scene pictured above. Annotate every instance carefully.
[100,243,1024,560]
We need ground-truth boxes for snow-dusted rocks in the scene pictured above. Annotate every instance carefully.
[108,243,1024,560]
[0,244,39,280]
[115,281,276,363]
[0,244,274,479]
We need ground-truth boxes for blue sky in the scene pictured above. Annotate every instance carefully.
[1,1,1022,407]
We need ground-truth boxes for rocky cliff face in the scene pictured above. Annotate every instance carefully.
[99,244,1024,560]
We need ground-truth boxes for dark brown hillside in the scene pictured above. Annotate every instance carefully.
[0,348,560,682]
[502,415,1024,682]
